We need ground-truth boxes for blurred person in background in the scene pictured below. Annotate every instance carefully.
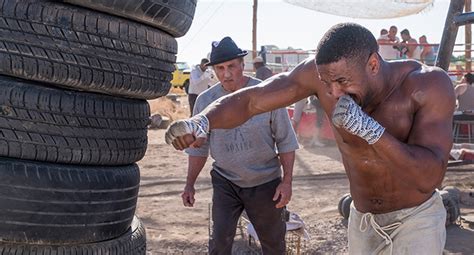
[419,35,436,66]
[188,58,214,116]
[388,25,400,43]
[253,56,273,80]
[377,28,399,61]
[455,72,474,111]
[400,29,421,60]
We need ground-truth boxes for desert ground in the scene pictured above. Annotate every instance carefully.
[136,94,474,255]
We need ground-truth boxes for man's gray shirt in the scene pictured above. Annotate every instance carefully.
[186,77,299,188]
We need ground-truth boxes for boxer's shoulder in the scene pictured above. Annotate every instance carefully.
[395,63,452,98]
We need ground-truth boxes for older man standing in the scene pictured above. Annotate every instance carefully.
[179,36,298,255]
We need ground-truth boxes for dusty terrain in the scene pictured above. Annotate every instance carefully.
[136,95,474,254]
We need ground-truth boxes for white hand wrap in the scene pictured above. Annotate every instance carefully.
[165,114,210,145]
[332,95,385,144]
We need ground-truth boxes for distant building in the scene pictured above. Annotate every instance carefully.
[243,45,312,74]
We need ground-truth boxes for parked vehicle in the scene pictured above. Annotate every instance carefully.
[171,62,191,91]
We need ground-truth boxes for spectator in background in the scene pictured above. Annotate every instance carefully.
[377,28,399,60]
[455,72,474,111]
[419,35,436,65]
[253,56,273,80]
[400,29,421,60]
[388,25,400,42]
[259,45,267,64]
[455,63,466,82]
[188,58,214,116]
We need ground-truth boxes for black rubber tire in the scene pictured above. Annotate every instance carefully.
[0,216,146,254]
[62,0,197,38]
[443,186,461,204]
[341,195,352,220]
[440,190,460,226]
[0,0,177,99]
[337,193,350,217]
[0,158,140,244]
[0,75,149,165]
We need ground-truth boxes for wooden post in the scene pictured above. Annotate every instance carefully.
[437,0,465,71]
[466,0,472,72]
[252,0,258,64]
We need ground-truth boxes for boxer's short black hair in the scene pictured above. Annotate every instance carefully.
[316,23,378,66]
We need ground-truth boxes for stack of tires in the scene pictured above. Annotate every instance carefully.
[0,0,196,253]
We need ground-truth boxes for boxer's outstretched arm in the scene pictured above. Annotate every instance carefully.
[203,58,318,129]
[165,58,322,149]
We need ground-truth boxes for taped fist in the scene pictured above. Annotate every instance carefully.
[332,95,385,144]
[165,114,209,150]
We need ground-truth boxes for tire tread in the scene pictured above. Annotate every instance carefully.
[0,75,149,165]
[0,0,176,99]
[0,158,140,244]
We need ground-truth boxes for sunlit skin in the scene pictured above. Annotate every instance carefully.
[177,52,455,214]
[400,32,418,59]
[317,53,453,212]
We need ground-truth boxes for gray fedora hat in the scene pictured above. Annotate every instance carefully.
[206,36,248,66]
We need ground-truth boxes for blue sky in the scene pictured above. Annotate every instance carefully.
[177,0,463,65]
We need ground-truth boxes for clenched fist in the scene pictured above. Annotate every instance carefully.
[332,95,385,144]
[165,114,209,150]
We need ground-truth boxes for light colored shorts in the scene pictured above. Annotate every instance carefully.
[348,190,446,255]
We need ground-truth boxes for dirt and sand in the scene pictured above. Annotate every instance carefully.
[136,94,474,254]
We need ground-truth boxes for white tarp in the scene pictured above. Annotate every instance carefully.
[283,0,434,19]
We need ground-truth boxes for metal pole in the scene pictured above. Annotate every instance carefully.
[252,0,258,63]
[436,0,465,71]
[454,12,474,26]
[465,0,472,72]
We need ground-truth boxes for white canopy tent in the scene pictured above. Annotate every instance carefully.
[283,0,434,19]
